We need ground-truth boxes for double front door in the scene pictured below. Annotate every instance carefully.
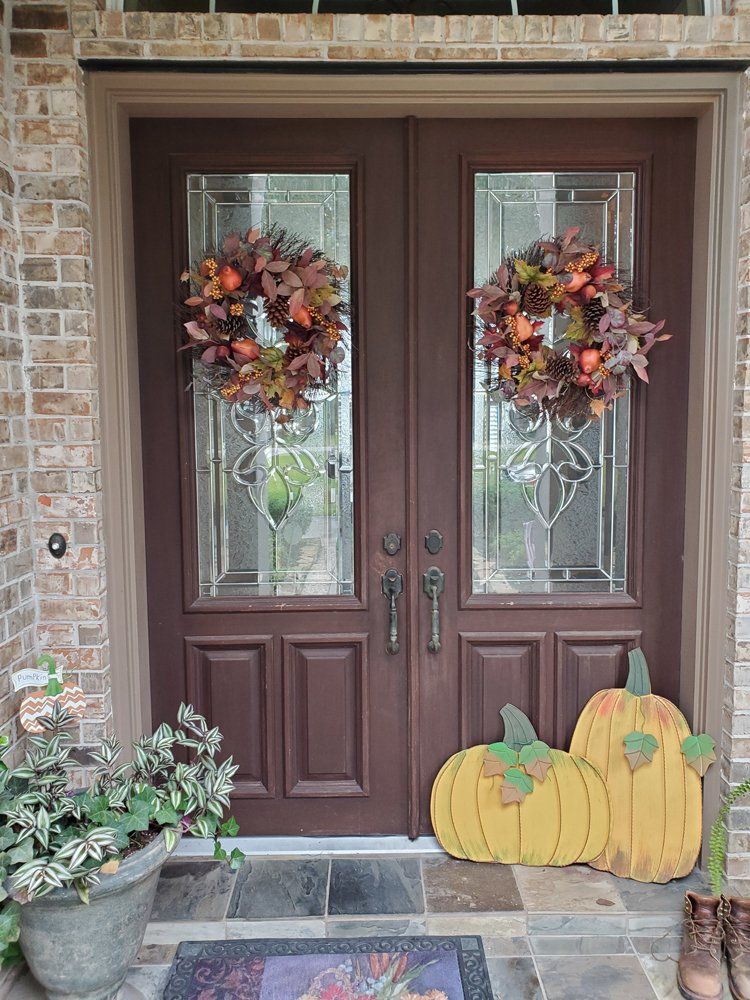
[132,115,695,836]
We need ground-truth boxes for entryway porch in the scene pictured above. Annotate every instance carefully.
[2,849,708,1000]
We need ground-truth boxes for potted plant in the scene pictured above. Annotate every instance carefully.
[0,700,244,1000]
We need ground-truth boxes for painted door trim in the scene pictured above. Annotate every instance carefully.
[87,69,741,846]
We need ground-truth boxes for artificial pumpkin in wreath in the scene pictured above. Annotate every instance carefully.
[431,704,611,866]
[19,654,86,734]
[569,647,715,884]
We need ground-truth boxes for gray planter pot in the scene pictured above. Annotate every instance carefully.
[18,830,173,1000]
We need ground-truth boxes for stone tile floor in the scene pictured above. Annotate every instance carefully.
[3,854,710,999]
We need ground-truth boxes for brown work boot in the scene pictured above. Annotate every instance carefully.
[724,895,750,999]
[677,891,724,1000]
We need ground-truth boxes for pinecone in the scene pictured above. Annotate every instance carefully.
[284,334,307,364]
[218,314,249,340]
[582,298,607,335]
[522,282,552,318]
[265,295,290,330]
[545,353,576,384]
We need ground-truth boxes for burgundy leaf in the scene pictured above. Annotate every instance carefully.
[288,353,310,371]
[261,269,277,301]
[289,288,305,315]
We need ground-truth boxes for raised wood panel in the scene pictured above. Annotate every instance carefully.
[555,631,642,747]
[185,635,275,798]
[283,634,369,798]
[459,633,546,747]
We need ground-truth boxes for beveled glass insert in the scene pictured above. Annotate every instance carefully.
[188,173,354,598]
[472,172,635,595]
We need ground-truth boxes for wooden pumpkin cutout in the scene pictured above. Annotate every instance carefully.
[431,704,611,866]
[19,655,86,734]
[569,647,714,884]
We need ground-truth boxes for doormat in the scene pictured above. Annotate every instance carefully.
[162,935,493,1000]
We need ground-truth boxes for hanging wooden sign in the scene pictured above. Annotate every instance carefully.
[18,655,86,734]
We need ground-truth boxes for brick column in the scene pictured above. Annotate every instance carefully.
[10,0,110,749]
[0,2,34,759]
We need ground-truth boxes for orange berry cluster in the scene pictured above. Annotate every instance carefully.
[229,302,244,317]
[220,374,249,400]
[565,251,599,274]
[309,305,340,342]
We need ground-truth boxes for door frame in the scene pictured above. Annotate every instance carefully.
[87,68,741,845]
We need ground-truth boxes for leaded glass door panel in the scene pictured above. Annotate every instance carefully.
[132,119,411,835]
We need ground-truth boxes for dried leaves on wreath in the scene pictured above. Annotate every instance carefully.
[468,226,672,421]
[179,226,349,419]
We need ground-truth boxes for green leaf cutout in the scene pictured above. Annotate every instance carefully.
[519,740,552,783]
[501,766,535,804]
[484,742,519,778]
[623,731,659,771]
[681,733,716,777]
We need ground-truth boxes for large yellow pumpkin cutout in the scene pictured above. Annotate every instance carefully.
[431,704,611,866]
[569,647,715,884]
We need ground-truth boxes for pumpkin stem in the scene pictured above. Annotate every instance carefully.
[499,704,538,751]
[625,648,652,697]
[37,654,62,697]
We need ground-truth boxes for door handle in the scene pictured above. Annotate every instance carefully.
[423,566,445,653]
[381,568,403,655]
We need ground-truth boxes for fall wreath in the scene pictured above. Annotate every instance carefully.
[180,226,348,419]
[468,226,670,421]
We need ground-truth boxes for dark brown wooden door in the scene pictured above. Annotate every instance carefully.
[132,116,695,837]
[131,119,410,835]
[415,118,695,832]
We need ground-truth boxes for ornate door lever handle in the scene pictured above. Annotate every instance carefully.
[423,566,445,653]
[381,568,404,655]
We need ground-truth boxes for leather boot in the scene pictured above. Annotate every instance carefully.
[724,895,750,999]
[677,891,724,1000]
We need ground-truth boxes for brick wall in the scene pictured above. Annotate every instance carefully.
[4,2,750,882]
[73,10,750,61]
[5,0,109,757]
[0,0,33,762]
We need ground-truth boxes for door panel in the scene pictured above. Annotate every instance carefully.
[458,633,546,746]
[283,634,368,797]
[416,118,695,832]
[185,635,275,798]
[132,119,409,834]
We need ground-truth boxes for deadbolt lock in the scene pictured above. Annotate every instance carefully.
[383,532,402,556]
[425,529,443,555]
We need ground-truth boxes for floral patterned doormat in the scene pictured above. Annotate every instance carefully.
[162,936,493,1000]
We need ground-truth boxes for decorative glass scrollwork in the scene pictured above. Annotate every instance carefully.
[230,397,324,532]
[502,405,598,530]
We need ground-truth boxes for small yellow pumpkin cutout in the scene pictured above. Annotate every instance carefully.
[19,655,86,734]
[569,647,715,884]
[431,704,611,866]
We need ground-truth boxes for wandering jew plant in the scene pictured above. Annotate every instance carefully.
[0,702,243,965]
